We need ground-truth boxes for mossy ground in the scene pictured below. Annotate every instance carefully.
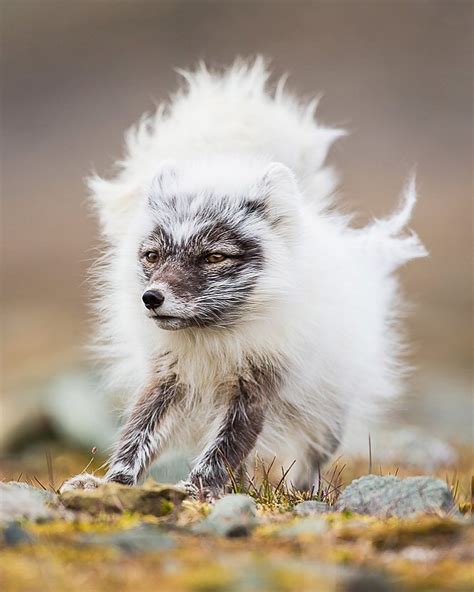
[1,447,473,592]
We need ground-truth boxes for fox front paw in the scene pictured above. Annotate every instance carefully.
[177,479,220,503]
[60,473,106,493]
[106,472,136,486]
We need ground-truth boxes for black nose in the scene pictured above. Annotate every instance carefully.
[142,289,165,310]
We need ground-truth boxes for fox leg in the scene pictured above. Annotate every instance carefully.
[60,373,181,492]
[181,363,279,499]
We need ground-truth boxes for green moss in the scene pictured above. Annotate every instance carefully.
[60,481,185,517]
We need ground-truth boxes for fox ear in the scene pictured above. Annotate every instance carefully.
[258,162,301,231]
[87,172,141,243]
[88,160,180,243]
[149,160,179,198]
[261,162,298,199]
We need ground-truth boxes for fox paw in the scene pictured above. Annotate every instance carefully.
[60,473,106,493]
[177,480,219,503]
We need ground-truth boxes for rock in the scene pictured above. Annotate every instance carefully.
[196,494,258,537]
[335,475,459,518]
[294,500,331,515]
[0,482,60,523]
[82,523,175,553]
[60,480,186,516]
[3,481,56,502]
[1,523,35,546]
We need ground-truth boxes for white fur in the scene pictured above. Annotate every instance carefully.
[89,58,427,483]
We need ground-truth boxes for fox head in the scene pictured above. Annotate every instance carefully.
[92,158,304,330]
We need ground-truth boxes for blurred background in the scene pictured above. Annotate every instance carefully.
[1,1,472,478]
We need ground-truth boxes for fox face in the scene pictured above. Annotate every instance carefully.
[132,159,300,330]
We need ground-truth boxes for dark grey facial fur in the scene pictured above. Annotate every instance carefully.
[138,198,266,329]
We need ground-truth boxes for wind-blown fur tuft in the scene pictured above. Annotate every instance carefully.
[86,58,426,488]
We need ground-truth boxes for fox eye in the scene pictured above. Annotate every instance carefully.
[144,251,159,263]
[205,253,226,264]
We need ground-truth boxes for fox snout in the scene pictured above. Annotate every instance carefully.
[142,289,165,310]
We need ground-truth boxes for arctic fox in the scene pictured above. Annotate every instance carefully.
[61,58,426,497]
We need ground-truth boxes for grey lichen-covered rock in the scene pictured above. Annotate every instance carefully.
[196,494,258,537]
[335,475,459,518]
[82,523,175,553]
[294,500,331,516]
[0,482,61,524]
[60,480,186,516]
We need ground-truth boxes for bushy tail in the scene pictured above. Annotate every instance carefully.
[363,174,428,272]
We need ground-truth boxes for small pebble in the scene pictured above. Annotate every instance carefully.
[2,523,35,546]
[0,482,59,524]
[196,494,258,537]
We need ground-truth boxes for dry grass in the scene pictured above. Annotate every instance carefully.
[1,443,472,513]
